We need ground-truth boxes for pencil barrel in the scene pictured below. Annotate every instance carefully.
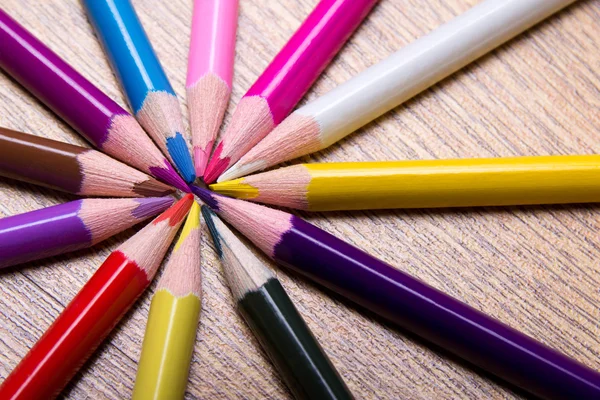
[272,217,600,399]
[0,200,91,268]
[0,251,149,399]
[304,158,600,210]
[133,291,201,400]
[239,279,353,400]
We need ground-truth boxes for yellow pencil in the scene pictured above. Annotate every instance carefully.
[210,156,600,211]
[133,201,202,400]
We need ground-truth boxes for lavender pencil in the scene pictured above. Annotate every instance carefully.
[0,197,173,268]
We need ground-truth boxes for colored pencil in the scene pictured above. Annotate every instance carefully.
[219,0,576,182]
[203,0,378,183]
[201,206,352,400]
[0,194,193,400]
[0,196,174,269]
[83,0,196,183]
[211,156,600,211]
[0,9,189,192]
[133,201,202,400]
[192,186,600,399]
[0,127,174,198]
[187,0,239,178]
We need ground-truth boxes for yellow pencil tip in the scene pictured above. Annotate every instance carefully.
[174,201,200,251]
[209,179,259,199]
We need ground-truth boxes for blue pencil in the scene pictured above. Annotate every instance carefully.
[83,0,195,183]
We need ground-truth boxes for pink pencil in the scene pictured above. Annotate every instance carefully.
[187,0,239,179]
[203,0,378,183]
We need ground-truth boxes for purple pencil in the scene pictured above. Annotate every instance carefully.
[192,186,600,399]
[0,197,173,268]
[0,9,189,192]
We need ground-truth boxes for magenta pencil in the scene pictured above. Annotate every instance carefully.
[0,9,189,192]
[187,0,239,178]
[203,0,378,183]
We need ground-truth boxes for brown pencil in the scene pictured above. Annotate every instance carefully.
[0,127,174,197]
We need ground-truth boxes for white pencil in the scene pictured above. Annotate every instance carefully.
[219,0,576,182]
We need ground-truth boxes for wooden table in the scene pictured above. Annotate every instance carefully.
[1,0,599,398]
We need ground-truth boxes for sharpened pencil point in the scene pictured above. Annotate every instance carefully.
[194,142,213,178]
[218,159,268,182]
[203,142,229,183]
[133,196,175,219]
[201,205,223,258]
[166,132,196,183]
[150,160,191,193]
[190,185,220,211]
[154,194,194,226]
[209,179,259,199]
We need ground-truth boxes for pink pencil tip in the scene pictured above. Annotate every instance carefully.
[194,143,213,178]
[203,143,229,184]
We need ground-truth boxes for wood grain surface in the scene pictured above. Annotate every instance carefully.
[1,0,599,398]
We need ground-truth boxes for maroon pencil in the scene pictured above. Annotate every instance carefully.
[0,9,189,192]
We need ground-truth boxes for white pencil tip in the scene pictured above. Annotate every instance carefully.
[218,159,267,182]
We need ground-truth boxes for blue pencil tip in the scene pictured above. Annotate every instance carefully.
[167,133,196,183]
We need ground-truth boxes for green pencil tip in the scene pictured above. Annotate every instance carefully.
[201,205,223,258]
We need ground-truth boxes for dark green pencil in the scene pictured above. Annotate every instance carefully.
[201,206,353,400]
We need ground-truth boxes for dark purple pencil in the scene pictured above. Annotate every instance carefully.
[192,186,600,399]
[0,197,173,268]
[0,9,189,192]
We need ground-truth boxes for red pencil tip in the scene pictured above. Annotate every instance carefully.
[153,194,194,226]
[203,143,230,184]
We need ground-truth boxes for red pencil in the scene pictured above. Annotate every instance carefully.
[0,194,194,400]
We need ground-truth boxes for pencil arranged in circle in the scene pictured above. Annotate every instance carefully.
[187,0,238,178]
[211,156,600,211]
[133,201,202,400]
[201,206,352,400]
[0,194,193,400]
[83,0,195,183]
[191,186,600,399]
[0,9,189,192]
[203,0,378,183]
[0,127,174,198]
[0,196,174,269]
[219,0,576,182]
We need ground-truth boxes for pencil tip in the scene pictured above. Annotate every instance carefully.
[209,179,259,199]
[153,193,194,226]
[173,201,201,250]
[201,205,223,258]
[149,160,191,193]
[133,196,175,219]
[133,177,175,197]
[194,143,213,178]
[167,132,196,183]
[203,142,229,184]
[219,159,267,182]
[190,184,220,210]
